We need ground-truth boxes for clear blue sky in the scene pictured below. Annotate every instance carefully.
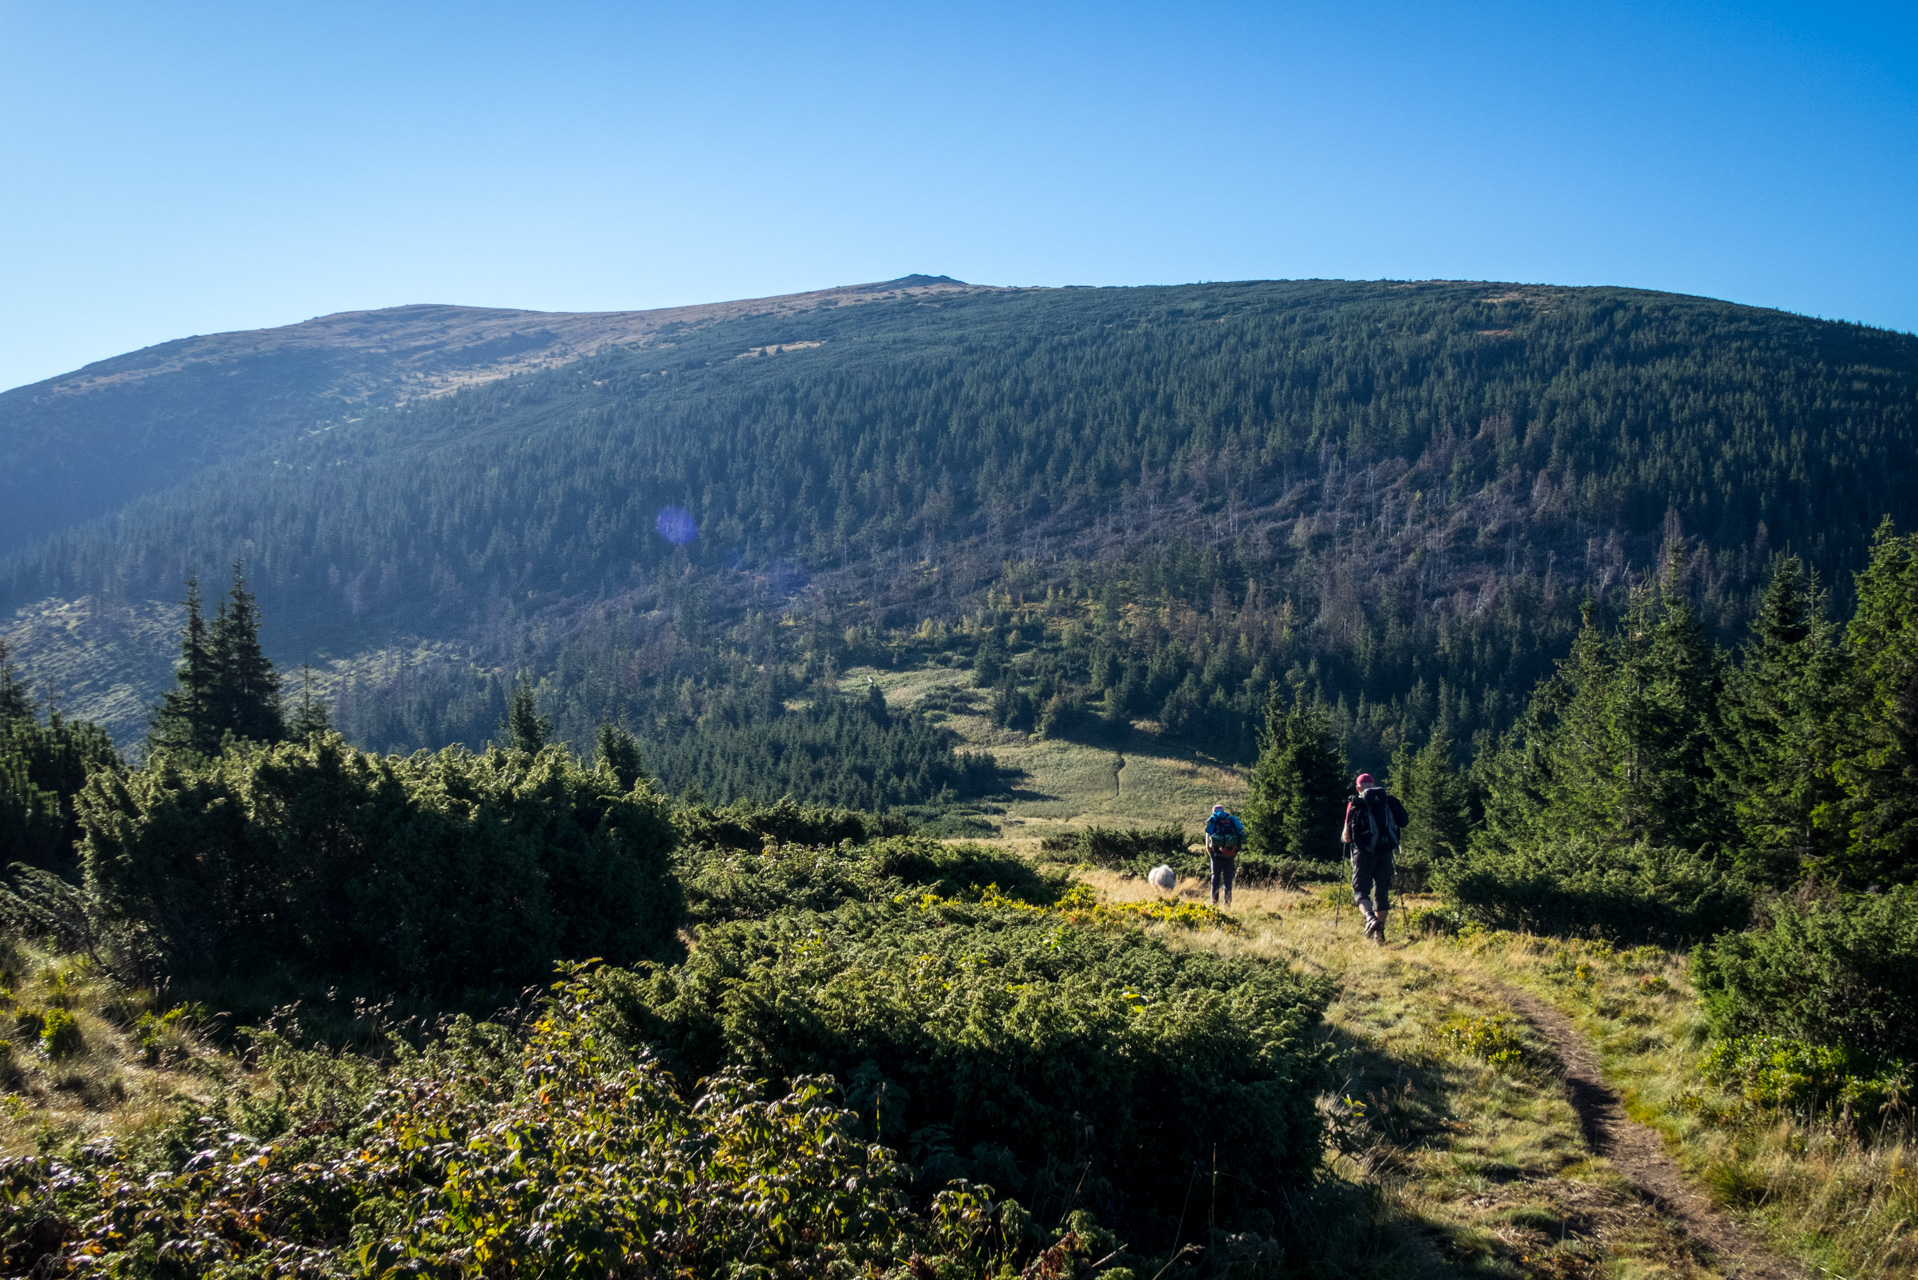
[2,1,1913,392]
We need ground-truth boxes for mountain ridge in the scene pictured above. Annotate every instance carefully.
[0,275,989,555]
[7,276,1916,763]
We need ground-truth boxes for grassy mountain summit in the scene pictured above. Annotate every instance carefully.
[4,277,1915,771]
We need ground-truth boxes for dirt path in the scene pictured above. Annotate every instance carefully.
[1495,983,1806,1280]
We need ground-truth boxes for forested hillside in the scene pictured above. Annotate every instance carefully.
[5,277,1916,783]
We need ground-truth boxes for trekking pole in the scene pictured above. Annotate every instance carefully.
[1334,844,1343,935]
[1336,841,1348,935]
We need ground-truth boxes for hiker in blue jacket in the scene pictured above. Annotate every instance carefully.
[1204,804,1245,908]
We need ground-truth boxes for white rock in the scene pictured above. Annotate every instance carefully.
[1147,864,1176,891]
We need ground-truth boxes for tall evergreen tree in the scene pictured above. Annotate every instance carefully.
[0,640,32,724]
[1712,556,1847,885]
[505,677,554,753]
[148,567,287,757]
[1,710,120,874]
[208,563,285,745]
[1388,728,1471,866]
[1243,685,1347,863]
[1830,522,1918,886]
[287,665,333,738]
[147,577,217,756]
[1479,572,1726,858]
[594,720,649,791]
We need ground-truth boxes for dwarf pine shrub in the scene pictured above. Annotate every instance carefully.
[78,732,683,990]
[0,968,1073,1279]
[599,891,1332,1239]
[1692,886,1918,1070]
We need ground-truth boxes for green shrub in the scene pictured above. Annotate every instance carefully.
[1437,1012,1528,1071]
[79,733,683,990]
[1701,1034,1911,1121]
[674,795,907,851]
[864,837,1064,904]
[598,896,1333,1236]
[679,835,1062,926]
[1041,824,1190,869]
[0,969,1076,1279]
[38,1008,81,1059]
[1436,836,1751,944]
[1692,886,1918,1068]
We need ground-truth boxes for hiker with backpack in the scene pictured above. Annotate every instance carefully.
[1342,773,1409,944]
[1204,803,1245,908]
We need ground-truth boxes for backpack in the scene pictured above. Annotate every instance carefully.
[1206,813,1243,850]
[1348,790,1400,856]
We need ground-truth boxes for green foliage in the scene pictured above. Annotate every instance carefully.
[1700,1035,1911,1122]
[36,1008,80,1059]
[79,733,683,990]
[503,674,553,752]
[678,833,1062,926]
[146,567,286,758]
[283,664,332,738]
[1478,574,1727,861]
[1039,824,1189,869]
[1830,524,1918,887]
[646,684,1005,812]
[1448,572,1750,942]
[1692,885,1918,1069]
[593,719,649,790]
[1387,728,1471,870]
[600,895,1332,1235]
[0,710,120,876]
[0,970,1063,1279]
[1436,836,1750,944]
[1243,687,1346,864]
[1713,557,1848,886]
[1436,1012,1528,1071]
[675,794,907,852]
[0,641,29,724]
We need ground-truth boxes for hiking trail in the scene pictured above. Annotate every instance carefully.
[1495,983,1809,1280]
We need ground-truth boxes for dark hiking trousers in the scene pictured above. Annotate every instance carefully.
[1210,852,1237,905]
[1350,846,1393,916]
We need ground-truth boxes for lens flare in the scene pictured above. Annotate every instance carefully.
[655,506,697,545]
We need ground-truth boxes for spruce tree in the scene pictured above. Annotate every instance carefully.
[0,641,32,723]
[287,665,333,738]
[1388,728,1471,865]
[971,630,1007,688]
[1713,557,1846,886]
[208,563,285,745]
[1519,576,1725,853]
[1830,522,1918,886]
[1243,685,1347,863]
[148,567,287,756]
[595,720,649,790]
[505,678,553,753]
[147,578,217,756]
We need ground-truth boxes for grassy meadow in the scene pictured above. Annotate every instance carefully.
[845,663,1248,841]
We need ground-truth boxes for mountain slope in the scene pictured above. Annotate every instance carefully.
[0,276,981,555]
[6,277,1916,763]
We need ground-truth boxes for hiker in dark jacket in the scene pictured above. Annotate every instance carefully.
[1342,773,1409,944]
[1204,803,1245,908]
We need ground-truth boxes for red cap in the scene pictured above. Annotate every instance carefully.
[1354,773,1375,790]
